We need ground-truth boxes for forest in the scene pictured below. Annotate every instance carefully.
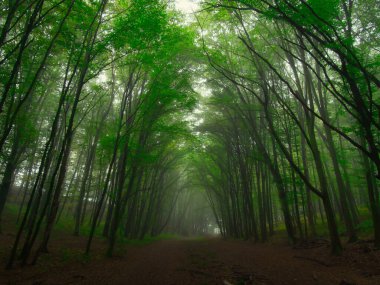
[0,0,379,284]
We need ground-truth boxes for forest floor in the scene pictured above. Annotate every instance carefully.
[0,208,379,285]
[1,227,380,285]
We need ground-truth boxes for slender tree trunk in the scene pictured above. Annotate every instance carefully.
[0,137,20,232]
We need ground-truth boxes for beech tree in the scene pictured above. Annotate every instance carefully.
[0,0,379,268]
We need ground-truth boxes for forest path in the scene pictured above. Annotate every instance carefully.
[1,237,380,285]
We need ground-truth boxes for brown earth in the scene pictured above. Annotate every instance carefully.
[1,230,380,285]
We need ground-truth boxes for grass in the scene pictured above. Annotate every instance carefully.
[121,233,180,246]
[4,203,19,214]
[356,207,374,236]
[54,215,105,239]
[2,204,180,264]
[3,203,186,247]
[4,201,376,252]
[58,248,92,263]
[259,206,376,243]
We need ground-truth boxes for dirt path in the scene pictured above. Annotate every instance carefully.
[1,238,380,285]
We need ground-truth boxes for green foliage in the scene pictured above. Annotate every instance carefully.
[110,0,168,50]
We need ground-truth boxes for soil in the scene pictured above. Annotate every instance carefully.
[1,230,380,285]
